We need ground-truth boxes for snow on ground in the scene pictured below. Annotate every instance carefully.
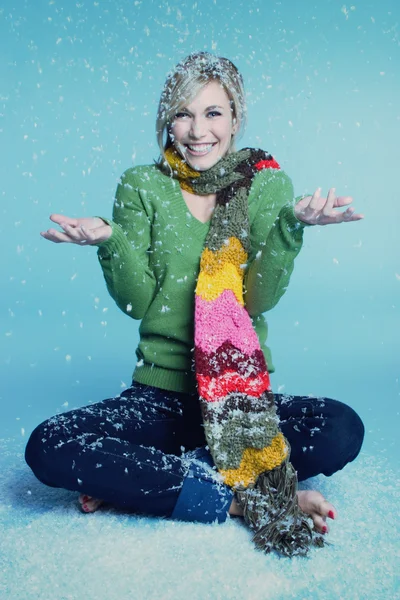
[0,437,399,600]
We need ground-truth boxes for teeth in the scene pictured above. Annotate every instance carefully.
[187,144,214,152]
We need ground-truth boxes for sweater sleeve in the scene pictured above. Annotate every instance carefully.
[96,168,156,320]
[244,169,309,317]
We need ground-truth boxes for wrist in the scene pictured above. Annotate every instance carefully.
[280,204,311,235]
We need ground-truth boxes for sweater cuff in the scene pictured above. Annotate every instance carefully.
[280,203,312,239]
[171,447,233,524]
[94,217,131,258]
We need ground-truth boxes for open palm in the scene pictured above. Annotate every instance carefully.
[40,214,112,245]
[295,187,364,226]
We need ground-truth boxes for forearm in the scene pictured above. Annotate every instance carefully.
[97,219,156,320]
[244,204,307,316]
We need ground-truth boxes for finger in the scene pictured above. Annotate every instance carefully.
[50,214,79,227]
[294,196,311,215]
[333,195,353,208]
[40,229,76,243]
[320,208,365,225]
[342,206,355,221]
[61,223,86,242]
[322,187,336,216]
[343,207,366,221]
[308,187,322,210]
[62,222,97,244]
[322,207,355,225]
[333,207,362,224]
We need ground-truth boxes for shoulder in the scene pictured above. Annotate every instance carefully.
[118,164,165,189]
[114,164,174,216]
[250,164,294,193]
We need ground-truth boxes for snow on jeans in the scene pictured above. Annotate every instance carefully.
[25,381,365,523]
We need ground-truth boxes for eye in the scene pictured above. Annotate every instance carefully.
[174,111,189,119]
[207,110,222,118]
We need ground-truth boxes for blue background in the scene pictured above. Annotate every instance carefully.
[1,2,400,599]
[1,0,399,471]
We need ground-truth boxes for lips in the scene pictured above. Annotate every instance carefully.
[185,143,216,155]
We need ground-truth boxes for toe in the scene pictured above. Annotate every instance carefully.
[83,498,104,513]
[319,499,337,520]
[312,514,328,534]
[91,498,103,511]
[79,496,103,513]
[78,494,91,505]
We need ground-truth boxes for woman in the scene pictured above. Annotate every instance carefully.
[26,53,364,556]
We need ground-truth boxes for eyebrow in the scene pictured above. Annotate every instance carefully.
[179,105,225,113]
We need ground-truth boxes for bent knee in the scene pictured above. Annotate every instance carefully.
[334,399,364,445]
[345,404,365,459]
[325,398,365,464]
[25,419,60,483]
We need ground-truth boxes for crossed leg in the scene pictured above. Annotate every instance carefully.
[79,490,336,535]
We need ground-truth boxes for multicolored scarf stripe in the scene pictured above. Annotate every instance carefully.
[194,153,286,488]
[162,146,324,557]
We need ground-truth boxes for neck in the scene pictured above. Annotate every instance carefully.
[161,146,250,196]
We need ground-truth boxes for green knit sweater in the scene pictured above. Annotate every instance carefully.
[97,164,307,393]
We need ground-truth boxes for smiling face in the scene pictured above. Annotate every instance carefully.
[170,80,237,171]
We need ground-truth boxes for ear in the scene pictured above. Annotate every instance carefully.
[232,118,239,135]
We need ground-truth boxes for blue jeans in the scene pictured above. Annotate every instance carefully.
[25,382,365,523]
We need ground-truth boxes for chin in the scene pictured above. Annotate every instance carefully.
[185,154,223,172]
[187,160,215,172]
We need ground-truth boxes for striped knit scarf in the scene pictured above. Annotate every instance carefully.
[163,146,325,557]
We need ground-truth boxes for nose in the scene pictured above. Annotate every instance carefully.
[189,117,206,139]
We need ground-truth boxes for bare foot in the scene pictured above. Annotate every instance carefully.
[297,490,337,534]
[229,489,337,535]
[78,494,104,513]
[229,496,244,516]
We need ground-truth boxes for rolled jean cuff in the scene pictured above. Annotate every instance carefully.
[171,447,234,524]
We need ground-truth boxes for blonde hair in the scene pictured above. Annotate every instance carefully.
[156,52,247,164]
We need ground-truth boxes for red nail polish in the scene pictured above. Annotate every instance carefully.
[83,504,88,511]
[328,510,335,519]
[322,526,327,534]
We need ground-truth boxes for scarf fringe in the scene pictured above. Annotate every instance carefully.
[234,458,326,558]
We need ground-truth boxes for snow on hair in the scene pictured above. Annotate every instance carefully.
[155,52,247,164]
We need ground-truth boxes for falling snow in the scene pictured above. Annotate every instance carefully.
[1,0,399,598]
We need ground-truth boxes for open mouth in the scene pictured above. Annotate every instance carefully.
[185,143,216,156]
